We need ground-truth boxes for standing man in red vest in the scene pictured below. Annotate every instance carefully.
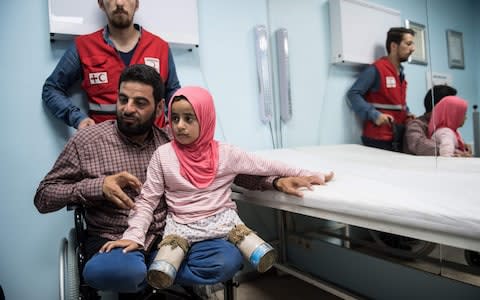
[347,27,415,152]
[42,0,180,129]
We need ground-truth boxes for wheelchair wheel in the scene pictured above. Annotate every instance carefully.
[369,230,436,259]
[60,228,80,300]
[464,250,480,267]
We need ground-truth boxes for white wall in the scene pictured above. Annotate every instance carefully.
[0,1,478,299]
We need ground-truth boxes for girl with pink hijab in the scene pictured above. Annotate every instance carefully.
[102,86,333,289]
[428,96,468,157]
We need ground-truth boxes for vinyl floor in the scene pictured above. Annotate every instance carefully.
[211,272,341,300]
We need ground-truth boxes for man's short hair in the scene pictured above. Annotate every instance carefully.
[385,27,415,54]
[118,64,165,104]
[424,85,458,113]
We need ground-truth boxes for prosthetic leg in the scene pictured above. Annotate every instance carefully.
[228,224,277,273]
[147,235,189,289]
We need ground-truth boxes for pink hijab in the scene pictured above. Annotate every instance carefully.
[428,95,468,151]
[168,87,219,188]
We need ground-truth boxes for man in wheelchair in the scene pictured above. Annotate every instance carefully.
[34,64,325,299]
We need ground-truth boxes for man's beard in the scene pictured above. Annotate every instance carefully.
[117,110,156,137]
[399,52,412,63]
[109,9,133,29]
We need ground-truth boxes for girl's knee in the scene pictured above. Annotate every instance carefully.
[83,249,147,293]
[190,240,243,282]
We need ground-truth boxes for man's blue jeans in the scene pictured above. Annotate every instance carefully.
[83,238,243,293]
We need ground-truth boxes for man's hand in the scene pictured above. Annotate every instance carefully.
[275,172,334,197]
[102,171,142,209]
[374,113,394,126]
[99,239,140,253]
[406,113,416,122]
[78,117,95,129]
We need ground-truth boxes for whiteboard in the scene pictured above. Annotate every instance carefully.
[329,0,401,65]
[48,0,199,48]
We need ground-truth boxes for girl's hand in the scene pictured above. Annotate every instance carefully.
[275,172,334,197]
[99,239,140,253]
[454,149,472,157]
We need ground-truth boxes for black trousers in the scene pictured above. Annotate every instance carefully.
[362,136,396,151]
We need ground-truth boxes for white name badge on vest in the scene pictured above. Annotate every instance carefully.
[385,76,396,88]
[144,57,160,73]
[89,72,108,85]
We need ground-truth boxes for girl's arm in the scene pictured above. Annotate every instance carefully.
[226,145,330,182]
[434,128,457,157]
[121,150,167,247]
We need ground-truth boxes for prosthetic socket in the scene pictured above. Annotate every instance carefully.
[227,224,277,273]
[148,234,189,289]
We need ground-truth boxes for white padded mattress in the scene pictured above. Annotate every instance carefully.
[233,144,480,252]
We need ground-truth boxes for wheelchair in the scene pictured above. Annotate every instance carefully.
[59,205,240,300]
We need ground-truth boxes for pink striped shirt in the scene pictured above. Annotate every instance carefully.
[123,142,318,246]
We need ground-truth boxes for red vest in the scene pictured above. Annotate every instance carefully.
[76,28,169,128]
[363,57,408,141]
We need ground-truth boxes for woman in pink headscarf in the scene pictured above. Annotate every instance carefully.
[428,96,469,157]
[101,86,333,289]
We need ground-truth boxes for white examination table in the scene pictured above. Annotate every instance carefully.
[233,144,480,252]
[232,144,480,299]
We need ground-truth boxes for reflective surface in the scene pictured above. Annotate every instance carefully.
[264,0,436,159]
[425,0,479,159]
[263,0,480,287]
[424,0,480,275]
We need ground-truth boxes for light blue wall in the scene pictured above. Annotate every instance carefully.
[196,0,273,150]
[0,1,478,299]
[0,2,75,300]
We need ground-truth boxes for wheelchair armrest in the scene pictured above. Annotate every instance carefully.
[66,204,80,211]
[66,205,90,276]
[66,206,86,237]
[66,205,87,237]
